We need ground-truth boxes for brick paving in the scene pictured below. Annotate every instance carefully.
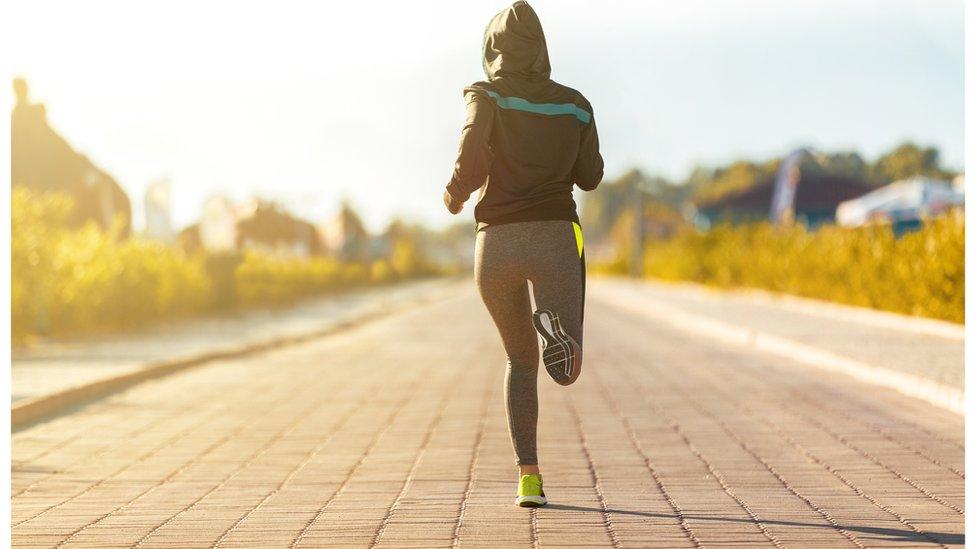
[12,279,450,404]
[11,284,964,547]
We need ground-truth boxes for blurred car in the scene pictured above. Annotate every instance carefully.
[836,176,964,232]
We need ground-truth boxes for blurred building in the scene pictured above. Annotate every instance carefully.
[836,176,965,233]
[235,199,324,256]
[11,78,132,236]
[179,197,325,257]
[179,196,234,253]
[373,220,476,274]
[694,165,874,228]
[144,179,174,243]
[320,202,371,263]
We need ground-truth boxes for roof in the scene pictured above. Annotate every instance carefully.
[697,171,876,213]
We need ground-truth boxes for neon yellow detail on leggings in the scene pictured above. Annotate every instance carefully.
[572,222,584,257]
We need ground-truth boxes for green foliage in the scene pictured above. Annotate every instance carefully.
[678,141,957,206]
[12,188,211,340]
[370,260,396,284]
[871,142,946,184]
[579,169,689,246]
[692,160,778,205]
[12,189,442,342]
[817,152,870,181]
[233,253,349,307]
[642,212,964,323]
[225,241,439,309]
[389,239,425,278]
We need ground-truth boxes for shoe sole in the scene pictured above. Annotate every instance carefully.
[516,495,548,507]
[533,309,581,386]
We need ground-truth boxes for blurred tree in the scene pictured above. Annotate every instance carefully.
[11,78,132,237]
[579,168,643,245]
[692,160,778,204]
[819,152,870,182]
[870,142,944,183]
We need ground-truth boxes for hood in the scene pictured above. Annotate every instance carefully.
[482,1,551,81]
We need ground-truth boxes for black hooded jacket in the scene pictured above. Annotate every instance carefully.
[446,1,604,229]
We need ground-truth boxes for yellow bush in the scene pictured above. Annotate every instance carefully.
[12,188,211,340]
[390,238,426,278]
[13,188,445,340]
[643,212,964,323]
[233,253,354,308]
[369,260,396,284]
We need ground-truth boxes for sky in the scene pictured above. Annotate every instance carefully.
[7,0,965,232]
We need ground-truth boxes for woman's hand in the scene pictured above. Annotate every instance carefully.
[444,190,464,215]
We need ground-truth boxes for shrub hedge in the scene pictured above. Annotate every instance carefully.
[640,212,964,323]
[12,189,438,342]
[13,189,211,339]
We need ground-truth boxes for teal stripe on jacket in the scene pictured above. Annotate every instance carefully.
[485,91,592,124]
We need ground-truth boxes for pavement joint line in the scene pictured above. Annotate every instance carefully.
[368,391,450,547]
[71,367,372,547]
[627,346,866,548]
[12,400,136,465]
[565,392,624,549]
[132,372,339,548]
[528,504,540,549]
[670,320,968,514]
[636,337,951,548]
[613,345,869,548]
[212,376,389,547]
[12,402,178,499]
[12,285,963,547]
[646,390,785,547]
[14,375,277,531]
[799,410,965,515]
[450,358,496,548]
[600,342,793,548]
[590,366,703,548]
[12,354,260,485]
[595,313,869,547]
[706,342,966,515]
[791,391,966,477]
[754,416,950,548]
[595,284,964,415]
[56,367,328,545]
[290,367,438,548]
[368,344,478,549]
[11,281,461,429]
[740,349,965,452]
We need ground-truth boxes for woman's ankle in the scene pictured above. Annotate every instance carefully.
[519,464,541,476]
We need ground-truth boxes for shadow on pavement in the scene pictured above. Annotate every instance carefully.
[543,504,963,546]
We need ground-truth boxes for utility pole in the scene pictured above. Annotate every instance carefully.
[629,178,646,278]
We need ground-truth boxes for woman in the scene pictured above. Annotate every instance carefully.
[443,1,603,508]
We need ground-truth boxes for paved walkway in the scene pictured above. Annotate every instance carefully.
[12,279,451,403]
[593,279,963,389]
[11,282,964,547]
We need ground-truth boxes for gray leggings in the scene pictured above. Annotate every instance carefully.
[475,220,585,466]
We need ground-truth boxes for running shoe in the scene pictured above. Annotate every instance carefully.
[516,473,547,507]
[532,309,582,386]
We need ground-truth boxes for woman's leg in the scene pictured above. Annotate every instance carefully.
[526,221,585,360]
[475,228,540,468]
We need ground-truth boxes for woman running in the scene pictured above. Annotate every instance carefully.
[443,1,603,508]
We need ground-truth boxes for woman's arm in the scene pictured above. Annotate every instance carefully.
[573,111,604,191]
[444,90,495,214]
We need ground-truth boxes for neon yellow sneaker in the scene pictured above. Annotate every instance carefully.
[516,474,547,507]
